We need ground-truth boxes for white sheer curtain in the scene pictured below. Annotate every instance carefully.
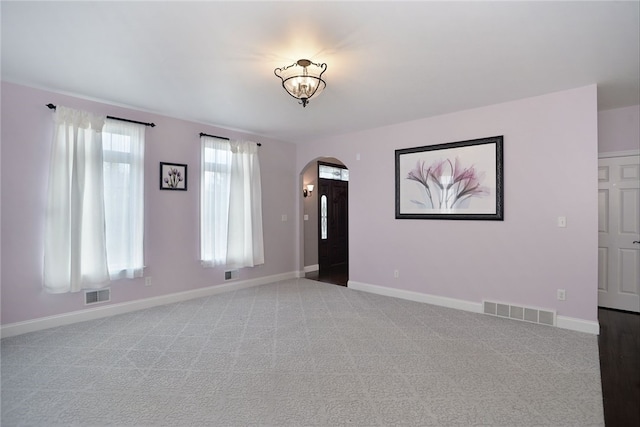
[200,136,232,266]
[44,106,109,293]
[200,137,264,268]
[227,141,264,268]
[102,119,145,279]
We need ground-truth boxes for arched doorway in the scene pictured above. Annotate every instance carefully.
[301,157,349,286]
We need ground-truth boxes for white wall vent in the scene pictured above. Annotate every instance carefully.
[224,270,239,281]
[85,288,111,305]
[483,300,556,327]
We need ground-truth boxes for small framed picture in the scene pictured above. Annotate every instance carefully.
[160,162,187,191]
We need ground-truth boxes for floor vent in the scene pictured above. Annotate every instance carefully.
[224,270,239,281]
[85,288,111,305]
[483,300,556,326]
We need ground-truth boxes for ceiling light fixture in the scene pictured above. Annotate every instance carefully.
[274,59,327,108]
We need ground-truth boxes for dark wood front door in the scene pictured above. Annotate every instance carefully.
[318,178,348,285]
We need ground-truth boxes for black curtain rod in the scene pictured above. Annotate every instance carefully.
[46,104,156,128]
[199,132,261,146]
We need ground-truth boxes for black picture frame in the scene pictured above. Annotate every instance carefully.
[395,136,503,220]
[160,162,188,191]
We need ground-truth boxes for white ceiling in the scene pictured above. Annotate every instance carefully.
[2,1,639,144]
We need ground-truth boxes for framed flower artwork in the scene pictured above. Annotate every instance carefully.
[395,136,503,220]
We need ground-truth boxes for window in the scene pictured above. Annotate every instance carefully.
[200,136,232,266]
[321,195,328,240]
[102,119,145,279]
[44,107,145,293]
[200,136,264,268]
[319,164,349,181]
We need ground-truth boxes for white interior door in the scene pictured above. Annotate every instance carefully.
[598,155,640,312]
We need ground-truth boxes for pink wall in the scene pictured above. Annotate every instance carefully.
[1,82,297,325]
[297,85,599,322]
[598,105,640,154]
[1,82,601,326]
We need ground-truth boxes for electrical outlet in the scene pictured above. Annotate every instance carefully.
[145,277,152,287]
[557,289,566,300]
[557,216,567,227]
[394,270,399,278]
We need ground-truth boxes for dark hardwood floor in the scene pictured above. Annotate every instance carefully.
[598,307,640,427]
[305,264,348,286]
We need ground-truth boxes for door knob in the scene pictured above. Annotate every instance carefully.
[634,241,640,244]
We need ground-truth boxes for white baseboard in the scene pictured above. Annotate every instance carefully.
[347,280,483,314]
[4,275,599,338]
[556,315,600,334]
[347,280,600,335]
[303,264,319,273]
[1,271,297,338]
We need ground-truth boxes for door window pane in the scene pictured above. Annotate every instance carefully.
[319,165,348,181]
[321,195,328,240]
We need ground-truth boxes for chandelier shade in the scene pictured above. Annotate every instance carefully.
[274,59,327,107]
